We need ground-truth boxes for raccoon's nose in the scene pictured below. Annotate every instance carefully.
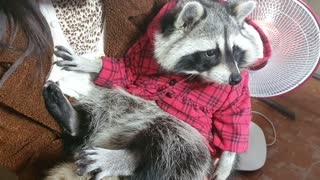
[229,74,242,85]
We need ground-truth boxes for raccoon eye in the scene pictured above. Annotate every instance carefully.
[233,46,241,52]
[206,49,216,57]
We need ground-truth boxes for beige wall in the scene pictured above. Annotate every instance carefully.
[306,0,320,15]
[306,0,320,74]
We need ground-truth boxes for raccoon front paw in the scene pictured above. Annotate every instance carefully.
[74,147,136,180]
[213,164,233,180]
[213,151,236,180]
[74,148,104,179]
[54,46,102,73]
[214,173,230,180]
[54,46,86,72]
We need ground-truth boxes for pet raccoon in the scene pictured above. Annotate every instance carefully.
[44,0,263,180]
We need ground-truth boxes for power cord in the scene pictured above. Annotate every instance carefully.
[252,111,277,146]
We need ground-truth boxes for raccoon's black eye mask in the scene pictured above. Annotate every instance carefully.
[174,48,221,73]
[232,45,247,67]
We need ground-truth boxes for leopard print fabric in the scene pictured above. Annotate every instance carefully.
[52,0,104,55]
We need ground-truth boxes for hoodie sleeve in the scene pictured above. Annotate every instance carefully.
[94,56,133,88]
[211,72,252,153]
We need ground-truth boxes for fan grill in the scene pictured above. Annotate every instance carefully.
[248,0,320,97]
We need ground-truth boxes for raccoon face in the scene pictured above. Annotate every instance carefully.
[154,0,264,85]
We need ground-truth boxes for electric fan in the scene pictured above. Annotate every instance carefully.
[248,0,320,97]
[234,0,320,171]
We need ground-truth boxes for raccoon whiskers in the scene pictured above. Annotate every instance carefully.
[234,60,240,74]
[183,73,197,82]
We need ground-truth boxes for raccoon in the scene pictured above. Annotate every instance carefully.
[43,0,263,180]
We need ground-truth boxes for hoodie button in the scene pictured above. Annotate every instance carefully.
[169,79,177,86]
[166,92,172,98]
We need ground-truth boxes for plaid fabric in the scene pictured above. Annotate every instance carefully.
[95,1,271,154]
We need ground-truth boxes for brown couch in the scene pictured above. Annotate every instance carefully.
[0,0,166,179]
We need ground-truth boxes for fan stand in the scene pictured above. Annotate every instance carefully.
[258,99,296,120]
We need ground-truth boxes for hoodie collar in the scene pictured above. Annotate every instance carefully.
[246,18,272,70]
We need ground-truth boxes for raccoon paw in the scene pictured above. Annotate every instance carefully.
[213,164,233,180]
[54,46,102,73]
[43,81,70,120]
[43,81,79,136]
[214,173,230,180]
[213,151,236,180]
[74,147,136,179]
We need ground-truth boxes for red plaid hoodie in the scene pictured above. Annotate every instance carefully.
[95,1,272,155]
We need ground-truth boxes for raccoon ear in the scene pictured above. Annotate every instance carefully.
[231,1,256,22]
[175,1,206,30]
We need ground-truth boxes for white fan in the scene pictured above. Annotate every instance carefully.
[248,0,320,97]
[234,0,319,171]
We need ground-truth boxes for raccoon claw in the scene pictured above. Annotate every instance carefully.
[74,148,97,161]
[54,46,79,69]
[61,66,80,72]
[54,46,74,61]
[54,60,77,67]
[55,45,73,55]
